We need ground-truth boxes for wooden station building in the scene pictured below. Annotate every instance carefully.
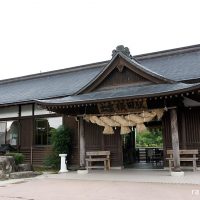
[1,44,200,171]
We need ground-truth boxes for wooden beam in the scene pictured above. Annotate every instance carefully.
[170,108,181,172]
[79,117,85,168]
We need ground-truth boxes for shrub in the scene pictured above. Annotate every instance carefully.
[51,125,71,154]
[6,152,25,165]
[43,153,60,169]
[44,125,72,169]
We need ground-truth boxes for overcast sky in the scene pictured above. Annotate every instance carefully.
[0,0,200,80]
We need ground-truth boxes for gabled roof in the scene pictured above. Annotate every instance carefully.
[0,44,200,106]
[77,52,174,94]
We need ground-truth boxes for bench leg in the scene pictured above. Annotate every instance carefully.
[107,159,110,170]
[193,160,197,172]
[169,160,172,171]
[86,160,89,170]
[104,160,107,171]
[86,160,88,170]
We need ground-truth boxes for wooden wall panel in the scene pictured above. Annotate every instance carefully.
[184,109,200,143]
[184,108,200,165]
[84,122,123,167]
[19,116,79,167]
[162,111,172,164]
[63,116,79,167]
[20,118,33,148]
[20,148,31,163]
[85,122,103,150]
[104,128,123,166]
[20,146,52,166]
[95,68,150,91]
[163,108,200,166]
[18,108,200,168]
[32,146,52,166]
[19,117,53,166]
[19,118,33,164]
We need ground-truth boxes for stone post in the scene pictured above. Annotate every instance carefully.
[59,154,68,173]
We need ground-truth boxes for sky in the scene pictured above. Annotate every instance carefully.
[0,0,200,80]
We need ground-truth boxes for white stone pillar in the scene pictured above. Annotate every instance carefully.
[59,154,68,173]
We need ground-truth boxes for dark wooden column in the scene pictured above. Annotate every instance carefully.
[79,117,85,168]
[31,103,35,164]
[170,108,181,172]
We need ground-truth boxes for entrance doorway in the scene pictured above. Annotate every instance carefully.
[122,121,164,169]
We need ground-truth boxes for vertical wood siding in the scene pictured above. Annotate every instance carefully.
[95,68,150,91]
[20,146,52,166]
[32,146,52,166]
[18,108,200,167]
[20,117,53,166]
[20,118,33,148]
[163,108,200,166]
[63,116,79,167]
[84,122,123,167]
[20,118,32,163]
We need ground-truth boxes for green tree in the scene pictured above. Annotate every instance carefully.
[136,129,163,147]
[44,125,72,169]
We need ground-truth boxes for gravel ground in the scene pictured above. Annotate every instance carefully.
[0,177,200,200]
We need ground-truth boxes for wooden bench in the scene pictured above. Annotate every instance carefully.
[166,149,198,171]
[85,151,110,171]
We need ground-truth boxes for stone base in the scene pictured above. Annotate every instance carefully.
[0,156,15,174]
[59,169,69,173]
[170,171,184,177]
[77,169,88,175]
[110,166,124,170]
[18,163,32,172]
[0,170,7,180]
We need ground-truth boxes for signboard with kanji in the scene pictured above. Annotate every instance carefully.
[97,99,148,114]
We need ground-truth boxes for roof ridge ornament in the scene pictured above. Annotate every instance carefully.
[112,45,133,58]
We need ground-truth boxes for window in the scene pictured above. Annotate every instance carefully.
[35,117,62,145]
[0,120,19,146]
[34,105,55,116]
[0,122,6,145]
[0,106,19,119]
[21,105,32,116]
[6,121,19,145]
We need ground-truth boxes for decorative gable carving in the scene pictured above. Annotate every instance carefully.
[95,67,151,91]
[77,52,172,94]
[116,65,124,72]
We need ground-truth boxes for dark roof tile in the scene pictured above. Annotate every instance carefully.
[37,83,199,105]
[0,64,105,105]
[1,44,200,105]
[138,49,200,81]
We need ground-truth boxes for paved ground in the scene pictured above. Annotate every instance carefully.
[0,170,200,200]
[43,169,200,185]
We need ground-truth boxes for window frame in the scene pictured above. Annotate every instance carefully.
[34,116,63,146]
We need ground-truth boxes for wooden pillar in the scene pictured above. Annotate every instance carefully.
[79,117,85,168]
[31,103,35,165]
[170,108,181,172]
